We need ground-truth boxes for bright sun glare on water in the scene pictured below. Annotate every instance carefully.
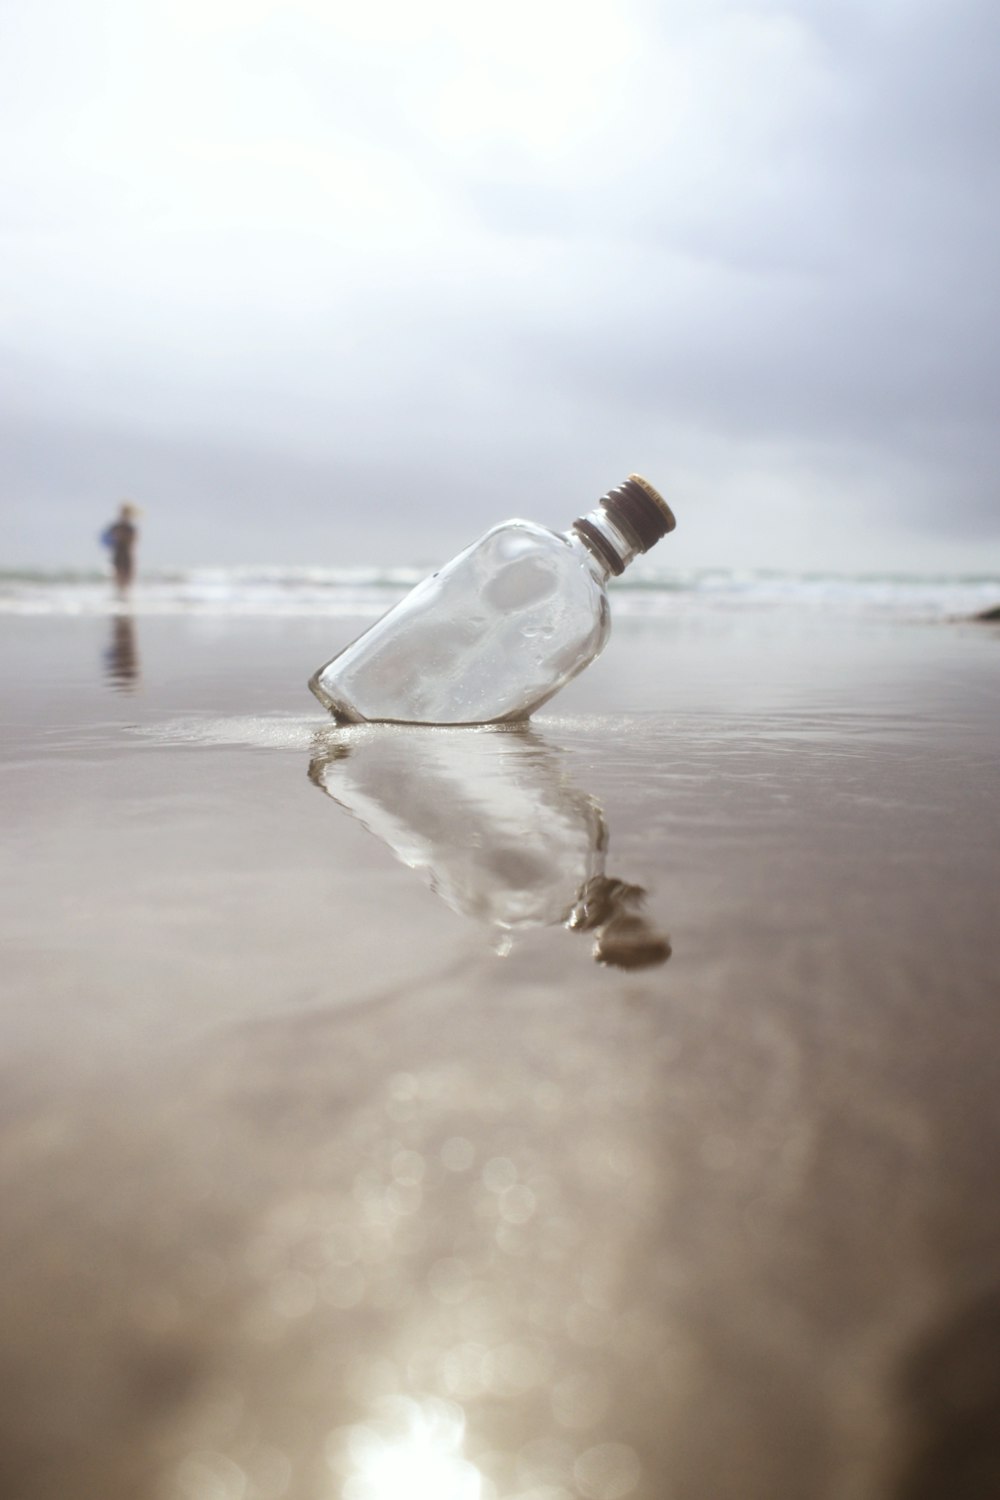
[333,1396,483,1500]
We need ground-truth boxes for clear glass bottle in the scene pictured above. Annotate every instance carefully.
[309,474,676,725]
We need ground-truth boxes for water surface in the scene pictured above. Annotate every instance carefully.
[1,610,998,1500]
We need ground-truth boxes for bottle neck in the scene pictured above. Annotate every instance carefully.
[567,502,641,578]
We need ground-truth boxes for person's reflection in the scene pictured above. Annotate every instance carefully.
[308,726,670,969]
[103,612,140,691]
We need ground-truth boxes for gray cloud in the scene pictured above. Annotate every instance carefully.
[2,0,998,571]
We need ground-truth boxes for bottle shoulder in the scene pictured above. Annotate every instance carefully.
[464,518,610,590]
[476,518,566,545]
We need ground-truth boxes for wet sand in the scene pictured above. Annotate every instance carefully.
[1,609,999,1500]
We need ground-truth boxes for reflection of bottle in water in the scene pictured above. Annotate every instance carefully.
[308,727,670,968]
[310,475,676,725]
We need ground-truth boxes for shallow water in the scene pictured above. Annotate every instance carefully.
[1,611,999,1499]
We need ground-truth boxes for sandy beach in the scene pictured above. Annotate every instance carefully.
[1,606,999,1500]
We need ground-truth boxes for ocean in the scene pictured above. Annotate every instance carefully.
[2,564,998,620]
[3,551,1000,1500]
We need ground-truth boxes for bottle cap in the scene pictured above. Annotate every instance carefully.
[605,474,676,552]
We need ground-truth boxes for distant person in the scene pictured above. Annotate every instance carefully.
[101,502,139,590]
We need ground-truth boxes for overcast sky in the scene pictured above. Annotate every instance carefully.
[2,0,998,571]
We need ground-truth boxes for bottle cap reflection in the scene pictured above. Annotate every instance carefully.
[568,877,672,971]
[308,726,670,969]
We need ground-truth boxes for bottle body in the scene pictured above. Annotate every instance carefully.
[309,474,675,726]
[310,520,611,725]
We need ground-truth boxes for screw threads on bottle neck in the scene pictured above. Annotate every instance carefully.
[572,474,675,576]
[573,514,628,576]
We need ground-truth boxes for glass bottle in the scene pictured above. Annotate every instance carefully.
[309,474,676,725]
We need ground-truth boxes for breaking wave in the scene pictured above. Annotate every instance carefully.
[1,564,998,621]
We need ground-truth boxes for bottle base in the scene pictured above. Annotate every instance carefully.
[308,668,363,724]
